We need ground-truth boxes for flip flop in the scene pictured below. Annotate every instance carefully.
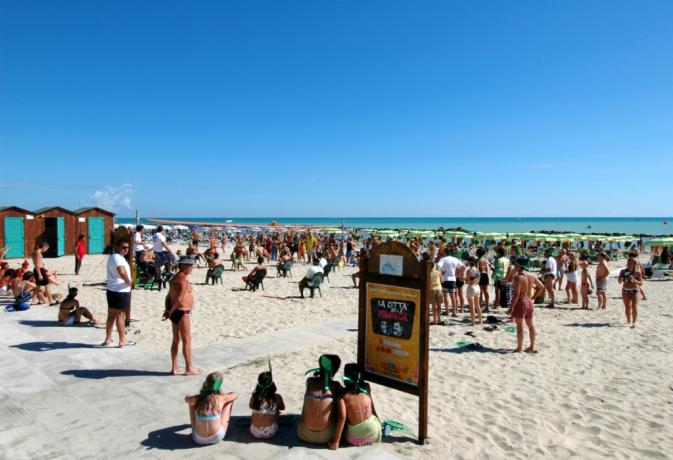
[455,340,473,348]
[99,342,115,347]
[505,326,517,333]
[118,341,137,348]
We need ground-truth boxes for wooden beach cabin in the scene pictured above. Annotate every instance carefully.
[73,207,115,254]
[0,206,35,259]
[32,206,77,257]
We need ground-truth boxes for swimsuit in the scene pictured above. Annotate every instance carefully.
[596,278,608,291]
[191,425,225,445]
[623,288,638,298]
[346,415,382,446]
[566,271,578,283]
[297,420,335,444]
[250,423,278,439]
[512,297,534,320]
[479,273,489,286]
[466,284,480,299]
[170,309,190,325]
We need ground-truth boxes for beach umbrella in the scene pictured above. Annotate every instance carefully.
[173,224,189,230]
[647,237,673,246]
[143,224,157,231]
[321,228,341,234]
[443,230,469,238]
[475,232,506,240]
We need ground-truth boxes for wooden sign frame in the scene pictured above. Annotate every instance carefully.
[357,240,431,444]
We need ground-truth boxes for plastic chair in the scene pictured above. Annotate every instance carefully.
[206,265,225,285]
[246,269,266,291]
[308,273,324,298]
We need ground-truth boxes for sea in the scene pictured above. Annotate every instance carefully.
[115,217,673,236]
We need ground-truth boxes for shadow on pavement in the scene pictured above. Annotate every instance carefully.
[61,369,173,379]
[11,341,97,352]
[140,423,194,450]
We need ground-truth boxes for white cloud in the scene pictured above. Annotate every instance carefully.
[91,183,134,212]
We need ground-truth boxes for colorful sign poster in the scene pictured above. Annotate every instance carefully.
[365,282,421,386]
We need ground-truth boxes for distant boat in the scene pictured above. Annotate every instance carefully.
[664,220,669,225]
[225,219,234,223]
[586,225,592,229]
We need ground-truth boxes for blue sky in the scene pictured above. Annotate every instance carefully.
[1,0,672,217]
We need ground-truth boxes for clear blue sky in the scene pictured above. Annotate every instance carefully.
[1,0,672,217]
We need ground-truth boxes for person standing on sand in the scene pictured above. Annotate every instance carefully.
[437,252,464,317]
[164,256,199,375]
[476,247,491,310]
[102,240,134,347]
[619,256,643,328]
[595,252,610,309]
[507,256,544,353]
[541,249,557,307]
[75,234,86,275]
[32,241,57,305]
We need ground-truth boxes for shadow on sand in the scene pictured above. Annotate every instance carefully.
[564,322,612,328]
[61,369,173,379]
[431,345,510,354]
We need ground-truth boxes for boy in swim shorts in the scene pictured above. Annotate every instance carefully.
[507,256,544,353]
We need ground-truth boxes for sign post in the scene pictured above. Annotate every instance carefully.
[357,240,431,444]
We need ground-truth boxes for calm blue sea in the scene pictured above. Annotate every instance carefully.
[115,217,673,236]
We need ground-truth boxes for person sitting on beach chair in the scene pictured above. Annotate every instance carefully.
[185,372,238,445]
[297,354,343,447]
[249,371,285,439]
[333,363,382,448]
[58,287,99,325]
[299,258,324,298]
[242,256,266,287]
[205,252,224,283]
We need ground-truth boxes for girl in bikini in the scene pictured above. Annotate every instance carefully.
[249,371,285,439]
[333,363,382,448]
[618,257,643,328]
[185,372,238,445]
[297,354,343,448]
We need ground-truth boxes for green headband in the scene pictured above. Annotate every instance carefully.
[305,367,332,392]
[201,377,222,394]
[342,373,368,395]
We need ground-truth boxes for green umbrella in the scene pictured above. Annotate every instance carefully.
[647,237,673,246]
[475,232,506,240]
[320,228,341,234]
[442,230,470,237]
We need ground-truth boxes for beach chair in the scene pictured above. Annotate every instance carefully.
[330,256,341,272]
[246,269,266,291]
[278,261,293,278]
[650,263,673,280]
[308,273,323,298]
[323,263,332,282]
[206,265,225,285]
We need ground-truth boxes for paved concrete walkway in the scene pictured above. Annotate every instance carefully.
[0,298,406,459]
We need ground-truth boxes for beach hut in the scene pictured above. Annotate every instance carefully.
[73,207,115,254]
[32,206,77,257]
[0,206,35,259]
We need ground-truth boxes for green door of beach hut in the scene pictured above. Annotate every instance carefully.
[56,217,65,256]
[3,217,25,258]
[88,217,105,254]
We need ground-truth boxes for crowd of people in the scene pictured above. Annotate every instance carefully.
[0,226,665,449]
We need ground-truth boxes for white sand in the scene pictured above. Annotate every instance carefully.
[26,247,673,458]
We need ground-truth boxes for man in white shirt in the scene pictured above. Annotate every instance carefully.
[437,254,464,316]
[153,225,174,269]
[299,257,324,298]
[542,249,557,307]
[134,225,144,263]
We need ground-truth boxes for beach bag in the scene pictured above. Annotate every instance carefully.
[9,291,31,311]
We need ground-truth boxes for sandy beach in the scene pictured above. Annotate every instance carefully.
[2,245,673,459]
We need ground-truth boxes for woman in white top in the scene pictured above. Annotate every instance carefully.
[102,240,134,347]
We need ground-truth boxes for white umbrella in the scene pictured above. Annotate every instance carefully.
[144,224,157,230]
[174,224,189,230]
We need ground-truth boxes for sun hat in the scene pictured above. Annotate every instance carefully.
[513,255,530,271]
[177,255,194,265]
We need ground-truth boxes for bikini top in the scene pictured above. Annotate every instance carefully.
[195,411,222,421]
[252,402,277,415]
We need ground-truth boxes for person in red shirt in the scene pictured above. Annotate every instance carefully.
[75,234,86,275]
